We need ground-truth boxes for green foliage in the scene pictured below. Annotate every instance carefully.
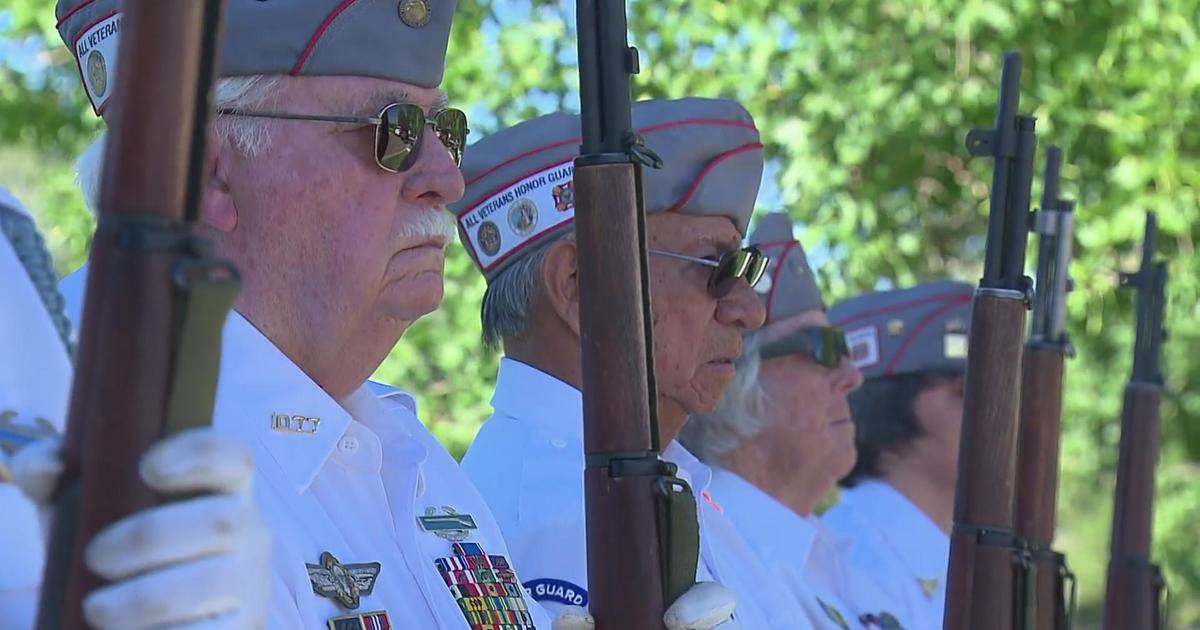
[2,0,1198,624]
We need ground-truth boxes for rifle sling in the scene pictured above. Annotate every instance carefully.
[96,215,241,438]
[586,451,701,609]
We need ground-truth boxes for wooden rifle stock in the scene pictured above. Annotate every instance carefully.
[945,50,1037,630]
[36,2,230,628]
[1013,146,1075,630]
[1102,213,1168,630]
[576,1,685,628]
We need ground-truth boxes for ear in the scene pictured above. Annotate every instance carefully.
[540,238,581,338]
[199,127,238,233]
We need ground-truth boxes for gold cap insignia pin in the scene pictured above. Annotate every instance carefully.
[398,0,432,28]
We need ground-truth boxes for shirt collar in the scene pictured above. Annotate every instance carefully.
[490,357,583,437]
[709,467,817,568]
[213,310,355,494]
[662,441,712,493]
[841,480,949,578]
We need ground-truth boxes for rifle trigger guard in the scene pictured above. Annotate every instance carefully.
[624,131,663,169]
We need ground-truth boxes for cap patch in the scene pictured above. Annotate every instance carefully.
[458,160,576,272]
[72,12,121,115]
[944,332,968,359]
[846,325,881,369]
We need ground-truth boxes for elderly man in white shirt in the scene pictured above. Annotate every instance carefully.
[45,1,731,627]
[679,212,916,629]
[454,98,812,629]
[820,281,975,630]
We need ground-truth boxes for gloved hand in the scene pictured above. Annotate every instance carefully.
[551,581,739,630]
[12,428,269,630]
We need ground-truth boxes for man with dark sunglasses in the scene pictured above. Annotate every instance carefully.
[679,213,913,629]
[44,1,565,628]
[822,281,975,630]
[453,98,813,628]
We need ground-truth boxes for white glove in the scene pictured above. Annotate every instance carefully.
[551,581,739,630]
[12,428,270,630]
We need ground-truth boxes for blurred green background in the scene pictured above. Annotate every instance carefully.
[2,0,1197,626]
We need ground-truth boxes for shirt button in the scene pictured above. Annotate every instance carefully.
[550,438,567,448]
[339,436,360,453]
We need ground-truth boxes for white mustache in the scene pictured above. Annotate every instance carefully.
[400,208,457,248]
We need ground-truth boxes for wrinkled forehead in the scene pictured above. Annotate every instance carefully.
[646,213,743,250]
[757,308,829,343]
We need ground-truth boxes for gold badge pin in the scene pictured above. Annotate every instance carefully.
[945,317,967,333]
[887,318,905,335]
[306,552,382,610]
[918,576,940,599]
[398,0,432,28]
[86,50,108,98]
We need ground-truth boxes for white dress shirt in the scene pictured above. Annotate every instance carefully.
[0,191,72,630]
[461,358,810,629]
[822,480,949,630]
[59,270,550,630]
[709,469,916,629]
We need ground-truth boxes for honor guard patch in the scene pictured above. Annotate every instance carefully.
[846,325,881,369]
[524,578,588,607]
[70,12,122,114]
[306,552,382,610]
[419,506,479,541]
[859,612,904,629]
[327,610,392,630]
[434,542,536,629]
[816,597,850,630]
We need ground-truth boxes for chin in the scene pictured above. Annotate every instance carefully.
[381,278,445,321]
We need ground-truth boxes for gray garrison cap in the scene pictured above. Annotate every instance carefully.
[449,97,764,281]
[829,280,975,378]
[56,0,456,114]
[747,212,824,325]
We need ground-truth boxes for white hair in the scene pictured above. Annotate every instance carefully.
[77,75,280,214]
[678,332,773,465]
[480,231,574,349]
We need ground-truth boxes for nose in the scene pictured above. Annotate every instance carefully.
[400,126,465,206]
[716,279,767,331]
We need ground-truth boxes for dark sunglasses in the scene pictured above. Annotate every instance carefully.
[648,246,769,298]
[758,325,850,368]
[217,102,469,173]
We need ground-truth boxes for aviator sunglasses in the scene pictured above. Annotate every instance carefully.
[649,246,769,298]
[758,325,851,368]
[217,102,469,173]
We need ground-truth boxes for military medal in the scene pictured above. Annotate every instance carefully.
[918,577,940,599]
[418,506,479,541]
[433,541,537,629]
[327,610,392,630]
[306,551,382,610]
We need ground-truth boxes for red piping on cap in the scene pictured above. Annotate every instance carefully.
[882,294,972,375]
[751,238,798,250]
[292,0,361,75]
[663,142,764,214]
[57,0,100,27]
[465,118,758,188]
[832,291,971,327]
[456,157,574,218]
[763,241,799,324]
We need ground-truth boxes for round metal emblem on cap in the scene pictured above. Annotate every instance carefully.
[398,0,432,28]
[86,50,108,98]
[478,221,502,257]
[508,198,538,237]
